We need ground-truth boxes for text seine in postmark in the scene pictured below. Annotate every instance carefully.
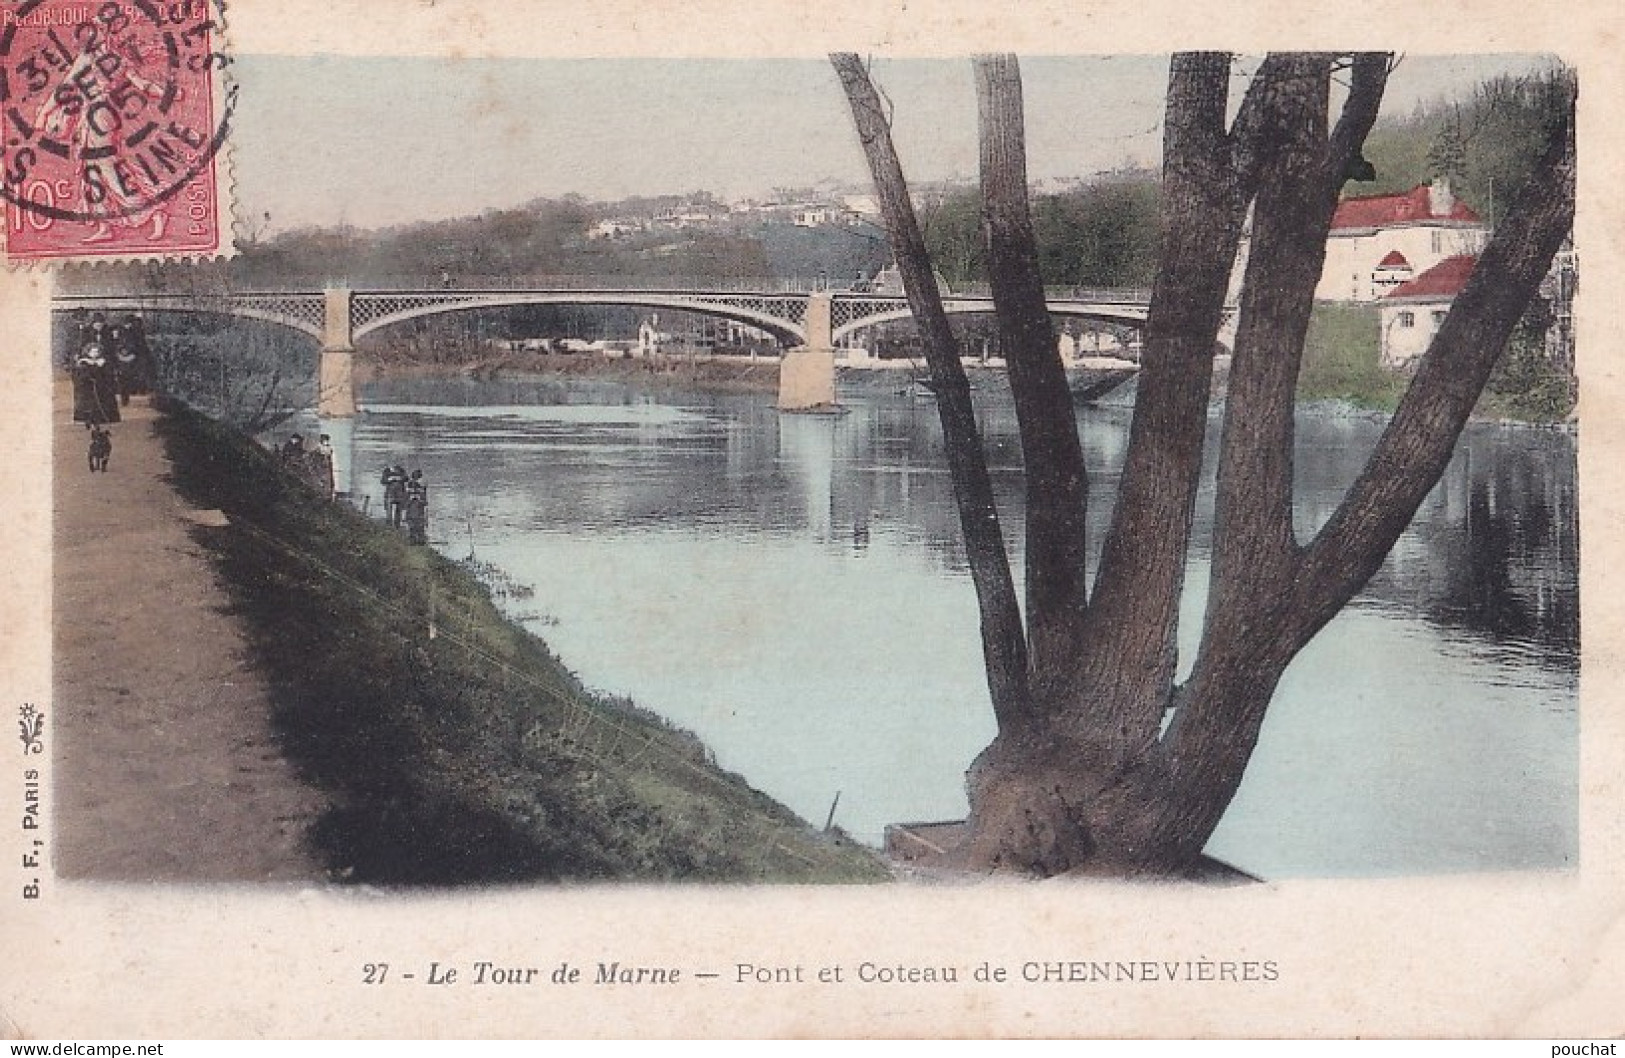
[1,0,232,263]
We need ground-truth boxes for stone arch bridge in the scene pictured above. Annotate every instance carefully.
[52,282,1158,413]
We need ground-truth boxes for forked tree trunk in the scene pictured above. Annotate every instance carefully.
[833,52,1575,878]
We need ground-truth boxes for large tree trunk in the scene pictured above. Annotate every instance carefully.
[834,52,1575,878]
[1151,62,1573,866]
[958,52,1278,875]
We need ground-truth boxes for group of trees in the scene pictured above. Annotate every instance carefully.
[833,51,1574,877]
[166,194,777,289]
[1364,71,1578,225]
[924,176,1162,289]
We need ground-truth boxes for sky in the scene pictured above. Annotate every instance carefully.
[230,53,1558,234]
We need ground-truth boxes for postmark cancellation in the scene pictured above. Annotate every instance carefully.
[1,0,233,264]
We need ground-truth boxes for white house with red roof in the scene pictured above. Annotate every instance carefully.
[1318,179,1489,301]
[1378,254,1477,368]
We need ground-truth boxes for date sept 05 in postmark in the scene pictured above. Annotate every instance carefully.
[1,0,233,264]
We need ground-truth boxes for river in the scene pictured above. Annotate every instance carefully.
[335,372,1578,879]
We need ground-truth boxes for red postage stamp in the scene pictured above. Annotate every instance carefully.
[1,0,232,263]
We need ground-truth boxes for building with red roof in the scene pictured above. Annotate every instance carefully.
[1378,254,1477,368]
[1317,178,1489,302]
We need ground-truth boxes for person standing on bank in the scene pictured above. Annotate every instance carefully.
[316,434,336,500]
[405,489,428,545]
[382,464,408,527]
[404,469,429,544]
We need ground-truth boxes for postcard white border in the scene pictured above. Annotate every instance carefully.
[2,0,1621,1039]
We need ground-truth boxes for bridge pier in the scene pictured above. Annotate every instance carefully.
[777,292,838,411]
[319,287,357,418]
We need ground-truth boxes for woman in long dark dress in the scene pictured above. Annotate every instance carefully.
[71,345,121,426]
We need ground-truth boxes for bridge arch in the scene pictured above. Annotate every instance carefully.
[829,301,1151,345]
[350,290,808,347]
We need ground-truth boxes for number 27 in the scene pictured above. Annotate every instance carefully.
[362,963,389,984]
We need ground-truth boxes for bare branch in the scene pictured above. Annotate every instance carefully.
[830,52,1032,725]
[1326,53,1392,187]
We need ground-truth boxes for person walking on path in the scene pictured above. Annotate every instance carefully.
[72,339,121,427]
[109,321,135,406]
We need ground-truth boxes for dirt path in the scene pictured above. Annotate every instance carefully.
[52,382,328,882]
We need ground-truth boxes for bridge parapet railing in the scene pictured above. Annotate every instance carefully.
[52,274,824,298]
[946,283,1153,303]
[349,275,817,294]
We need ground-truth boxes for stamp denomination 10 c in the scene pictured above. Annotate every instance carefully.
[2,0,232,263]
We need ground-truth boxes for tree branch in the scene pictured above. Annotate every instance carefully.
[1199,54,1335,627]
[1227,53,1293,198]
[1163,54,1391,792]
[974,53,1092,680]
[1325,53,1392,188]
[1066,52,1243,745]
[1291,71,1575,646]
[831,52,1032,726]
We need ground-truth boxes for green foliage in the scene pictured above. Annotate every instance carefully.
[154,402,889,885]
[1426,122,1468,181]
[1034,179,1162,288]
[1294,301,1573,422]
[1479,298,1576,422]
[1355,66,1573,223]
[922,176,1162,288]
[919,190,985,285]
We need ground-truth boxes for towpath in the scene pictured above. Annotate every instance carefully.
[52,382,328,881]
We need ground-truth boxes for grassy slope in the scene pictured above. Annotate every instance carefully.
[1294,302,1407,410]
[154,400,889,886]
[1294,302,1575,422]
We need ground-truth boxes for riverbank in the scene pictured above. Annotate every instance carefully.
[359,349,783,394]
[357,301,1574,425]
[358,348,1141,402]
[1296,302,1576,423]
[148,397,889,885]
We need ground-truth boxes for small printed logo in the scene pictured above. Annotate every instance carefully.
[18,703,44,755]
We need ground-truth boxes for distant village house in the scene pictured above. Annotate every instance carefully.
[1318,178,1489,302]
[1377,254,1476,369]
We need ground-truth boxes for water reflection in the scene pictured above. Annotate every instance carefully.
[348,374,1578,877]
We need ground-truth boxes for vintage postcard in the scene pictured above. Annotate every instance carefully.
[1,0,1622,1040]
